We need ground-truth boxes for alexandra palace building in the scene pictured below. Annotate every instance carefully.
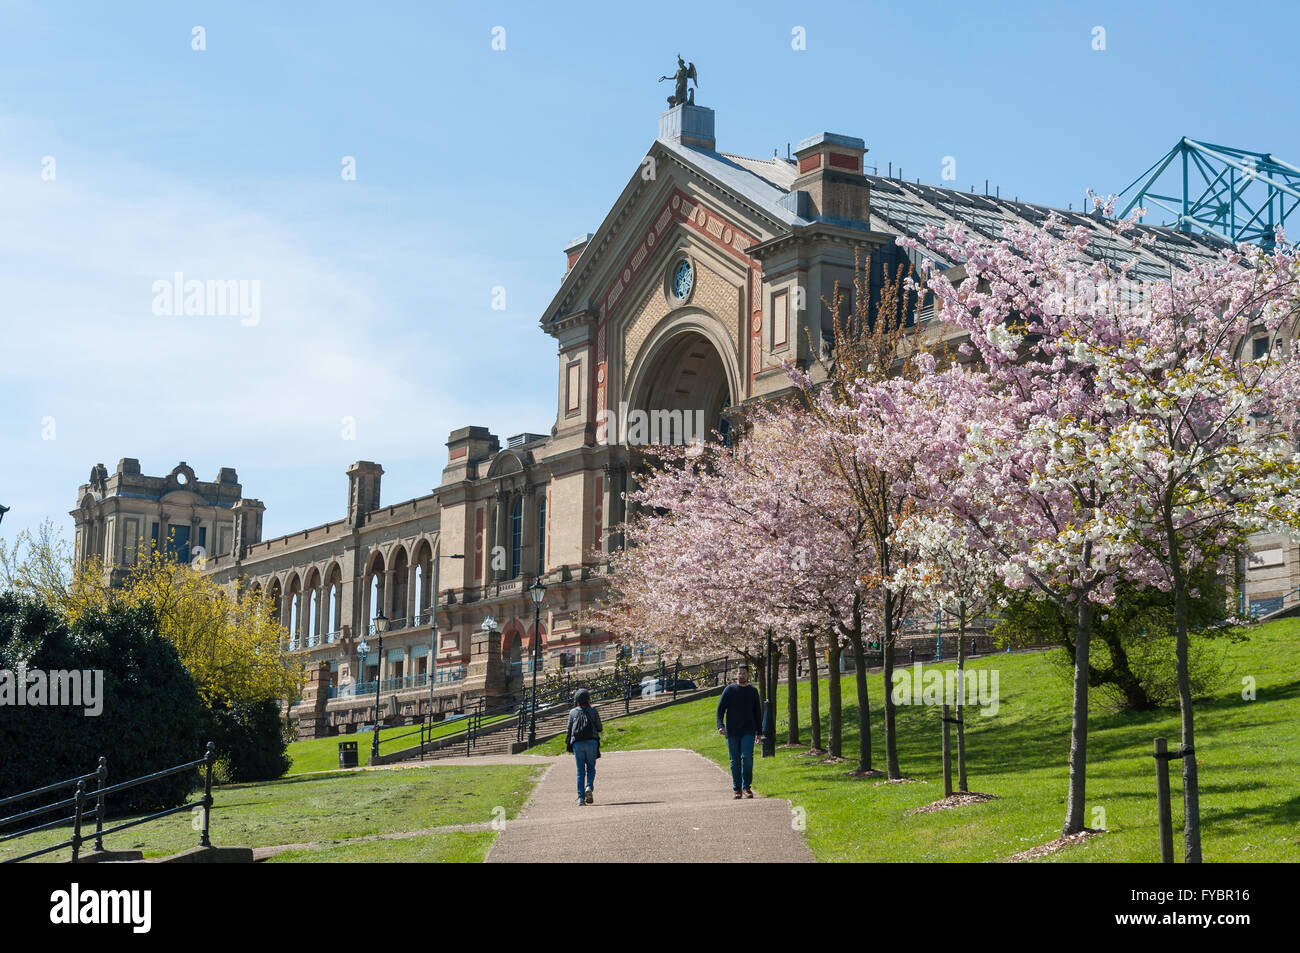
[71,99,1300,736]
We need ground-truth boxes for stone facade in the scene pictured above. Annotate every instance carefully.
[71,101,1300,735]
[71,459,243,588]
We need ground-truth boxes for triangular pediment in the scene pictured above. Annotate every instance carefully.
[543,139,795,330]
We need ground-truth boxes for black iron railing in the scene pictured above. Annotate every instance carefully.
[0,742,215,864]
[367,652,734,761]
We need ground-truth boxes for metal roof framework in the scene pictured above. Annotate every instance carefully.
[1119,138,1300,248]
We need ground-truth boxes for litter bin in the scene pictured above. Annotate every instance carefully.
[338,740,358,769]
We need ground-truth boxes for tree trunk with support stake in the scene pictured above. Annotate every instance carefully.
[786,637,799,745]
[1062,595,1094,836]
[1153,737,1175,863]
[848,626,872,773]
[806,634,822,753]
[827,638,843,759]
[955,607,968,793]
[941,703,953,798]
[882,587,901,779]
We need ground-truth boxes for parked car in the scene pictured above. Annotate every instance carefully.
[636,676,698,698]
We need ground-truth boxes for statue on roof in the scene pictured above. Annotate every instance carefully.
[659,54,697,107]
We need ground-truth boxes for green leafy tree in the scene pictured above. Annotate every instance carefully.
[0,593,204,813]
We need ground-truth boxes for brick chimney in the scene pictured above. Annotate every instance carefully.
[346,461,383,527]
[791,133,870,222]
[231,498,265,558]
[441,427,501,485]
[564,233,593,275]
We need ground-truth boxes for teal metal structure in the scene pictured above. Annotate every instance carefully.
[1118,138,1300,249]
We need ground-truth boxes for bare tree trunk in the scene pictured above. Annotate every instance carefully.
[882,587,901,779]
[786,637,799,745]
[827,638,843,759]
[849,630,872,773]
[1175,611,1202,861]
[1166,524,1202,862]
[806,634,823,753]
[1062,597,1094,836]
[956,609,968,793]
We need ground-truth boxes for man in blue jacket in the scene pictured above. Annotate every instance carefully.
[716,663,764,799]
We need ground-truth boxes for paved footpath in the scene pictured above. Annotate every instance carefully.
[486,748,813,863]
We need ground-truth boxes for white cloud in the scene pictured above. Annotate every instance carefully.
[0,114,557,543]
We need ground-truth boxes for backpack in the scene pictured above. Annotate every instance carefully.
[573,705,597,742]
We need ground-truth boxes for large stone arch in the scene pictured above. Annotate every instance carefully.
[623,307,739,443]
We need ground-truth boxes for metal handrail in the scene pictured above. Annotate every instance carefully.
[369,653,733,761]
[1,743,215,864]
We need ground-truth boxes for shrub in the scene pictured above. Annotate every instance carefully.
[0,593,204,813]
[200,698,291,783]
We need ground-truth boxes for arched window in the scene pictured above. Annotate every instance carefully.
[510,497,523,579]
[536,495,546,577]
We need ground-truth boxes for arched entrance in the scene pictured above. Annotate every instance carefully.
[503,629,523,688]
[625,315,739,448]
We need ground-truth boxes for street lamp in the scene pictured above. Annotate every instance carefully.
[426,552,464,721]
[527,580,546,748]
[0,504,9,528]
[369,611,387,763]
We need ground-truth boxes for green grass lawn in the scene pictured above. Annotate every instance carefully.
[266,831,497,863]
[535,618,1300,862]
[1,763,540,863]
[285,714,513,775]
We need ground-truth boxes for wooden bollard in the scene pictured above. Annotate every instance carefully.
[1153,737,1174,863]
[941,703,953,798]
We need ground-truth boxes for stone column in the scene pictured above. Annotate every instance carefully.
[464,625,505,701]
[521,489,534,579]
[492,492,507,582]
[361,572,372,631]
[602,465,616,555]
[407,562,419,622]
[297,663,331,738]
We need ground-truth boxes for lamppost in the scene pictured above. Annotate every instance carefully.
[0,504,9,527]
[368,611,387,764]
[426,552,465,720]
[527,580,546,748]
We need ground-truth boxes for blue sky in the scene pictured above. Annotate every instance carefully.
[3,0,1298,545]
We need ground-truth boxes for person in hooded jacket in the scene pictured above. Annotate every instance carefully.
[565,687,603,805]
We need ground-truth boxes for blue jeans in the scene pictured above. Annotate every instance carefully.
[573,739,598,797]
[725,733,755,790]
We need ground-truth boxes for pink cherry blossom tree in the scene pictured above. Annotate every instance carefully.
[589,401,882,770]
[884,212,1164,836]
[1055,234,1300,860]
[889,205,1300,847]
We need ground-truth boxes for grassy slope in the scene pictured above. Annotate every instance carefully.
[284,714,513,775]
[535,619,1300,862]
[267,831,497,863]
[1,763,540,862]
